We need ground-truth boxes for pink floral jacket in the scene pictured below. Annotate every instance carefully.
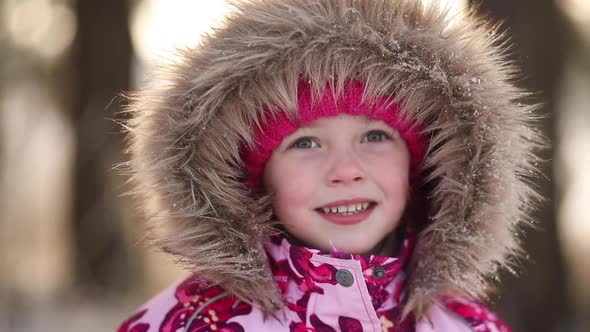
[118,236,511,332]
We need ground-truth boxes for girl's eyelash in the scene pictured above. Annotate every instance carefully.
[362,129,394,142]
[374,129,391,137]
[289,136,319,149]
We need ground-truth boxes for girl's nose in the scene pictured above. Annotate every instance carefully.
[326,152,365,186]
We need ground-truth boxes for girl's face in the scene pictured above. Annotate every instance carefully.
[263,114,410,254]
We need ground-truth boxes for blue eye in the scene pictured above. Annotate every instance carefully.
[291,137,319,149]
[362,130,390,143]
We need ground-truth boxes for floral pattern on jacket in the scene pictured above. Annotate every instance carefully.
[118,235,511,332]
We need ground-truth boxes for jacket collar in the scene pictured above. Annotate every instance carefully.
[263,229,415,311]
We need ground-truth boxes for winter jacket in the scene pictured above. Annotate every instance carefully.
[118,234,512,331]
[118,0,541,331]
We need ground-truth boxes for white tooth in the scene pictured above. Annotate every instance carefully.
[362,203,369,209]
[337,206,347,213]
[347,204,356,212]
[331,207,338,213]
[356,204,362,211]
[322,207,330,214]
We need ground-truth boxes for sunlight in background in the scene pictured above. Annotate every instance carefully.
[423,0,467,17]
[557,0,590,316]
[558,0,590,25]
[557,60,590,316]
[559,128,590,254]
[1,0,76,61]
[130,0,231,66]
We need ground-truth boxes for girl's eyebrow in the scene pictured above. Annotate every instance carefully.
[300,121,321,130]
[362,119,391,129]
[289,127,313,136]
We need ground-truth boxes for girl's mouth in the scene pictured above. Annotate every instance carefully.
[315,201,377,225]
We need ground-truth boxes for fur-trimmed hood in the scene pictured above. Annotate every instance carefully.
[124,0,541,318]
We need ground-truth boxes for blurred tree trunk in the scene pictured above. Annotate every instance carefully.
[469,1,571,331]
[70,0,133,294]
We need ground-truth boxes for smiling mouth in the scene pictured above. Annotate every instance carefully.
[314,201,377,225]
[315,202,377,216]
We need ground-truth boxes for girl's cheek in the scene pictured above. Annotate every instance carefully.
[361,148,410,181]
[285,151,325,170]
[360,145,405,162]
[279,161,322,201]
[288,161,322,186]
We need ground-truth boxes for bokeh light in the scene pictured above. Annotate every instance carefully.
[2,0,76,61]
[130,0,231,66]
[559,0,590,25]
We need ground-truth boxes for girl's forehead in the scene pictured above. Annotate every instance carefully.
[302,114,385,129]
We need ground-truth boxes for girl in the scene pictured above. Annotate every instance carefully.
[118,0,541,331]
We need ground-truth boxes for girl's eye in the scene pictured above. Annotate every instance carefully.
[362,130,391,143]
[290,137,319,149]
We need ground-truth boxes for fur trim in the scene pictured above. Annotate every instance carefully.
[122,0,542,318]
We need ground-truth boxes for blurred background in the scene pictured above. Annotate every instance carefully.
[0,0,588,331]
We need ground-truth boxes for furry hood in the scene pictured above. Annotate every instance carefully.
[124,0,541,318]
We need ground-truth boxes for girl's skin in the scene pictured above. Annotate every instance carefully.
[263,114,411,255]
